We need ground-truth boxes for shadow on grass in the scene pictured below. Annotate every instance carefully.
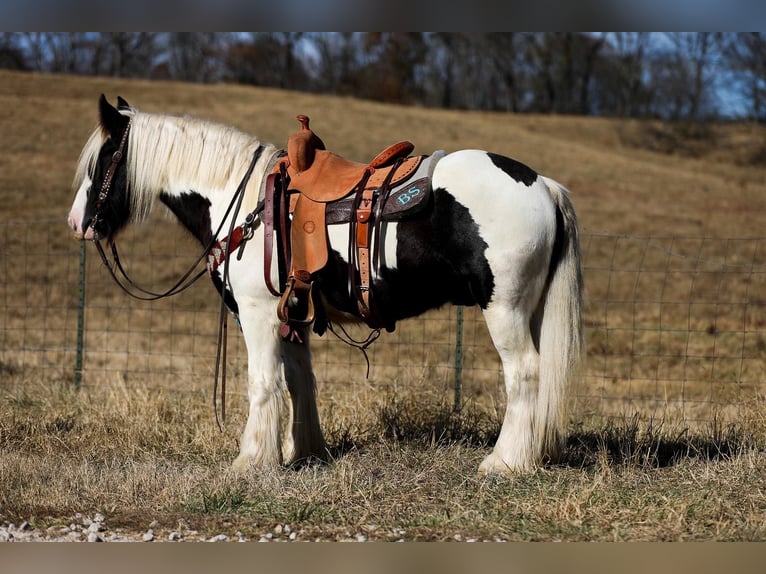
[323,397,498,462]
[325,396,761,470]
[562,415,760,469]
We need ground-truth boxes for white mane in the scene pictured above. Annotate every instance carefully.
[72,124,110,195]
[73,109,273,224]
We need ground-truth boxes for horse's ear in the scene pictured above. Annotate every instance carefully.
[98,94,129,141]
[116,96,131,111]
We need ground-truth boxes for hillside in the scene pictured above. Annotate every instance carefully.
[1,69,765,239]
[3,71,766,544]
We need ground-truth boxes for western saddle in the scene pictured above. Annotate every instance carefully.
[263,115,440,342]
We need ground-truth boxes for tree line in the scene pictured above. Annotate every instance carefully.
[2,32,764,121]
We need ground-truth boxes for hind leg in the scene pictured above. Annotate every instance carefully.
[280,330,327,465]
[232,310,327,470]
[479,303,541,474]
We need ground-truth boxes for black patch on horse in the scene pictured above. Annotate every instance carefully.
[386,187,495,318]
[159,190,213,245]
[487,152,537,187]
[159,190,238,313]
[84,135,131,240]
[315,188,495,331]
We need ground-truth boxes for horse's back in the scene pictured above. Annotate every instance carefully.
[431,149,559,254]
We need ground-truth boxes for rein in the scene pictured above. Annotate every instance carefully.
[92,137,264,302]
[93,241,208,301]
[211,147,265,431]
[90,127,269,430]
[210,149,284,430]
[89,117,211,301]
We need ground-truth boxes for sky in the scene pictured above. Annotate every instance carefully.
[1,0,765,30]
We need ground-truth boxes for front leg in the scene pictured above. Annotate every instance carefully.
[232,306,289,471]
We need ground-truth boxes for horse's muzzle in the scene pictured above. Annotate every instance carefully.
[68,214,85,240]
[67,213,99,241]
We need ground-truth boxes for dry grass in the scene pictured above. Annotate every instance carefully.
[1,378,764,541]
[2,69,766,540]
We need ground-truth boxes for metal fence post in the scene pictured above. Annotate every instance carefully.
[74,241,86,390]
[453,305,464,412]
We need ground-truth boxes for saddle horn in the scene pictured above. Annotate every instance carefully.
[288,115,326,174]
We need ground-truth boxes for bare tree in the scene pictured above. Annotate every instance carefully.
[597,33,652,117]
[277,32,307,90]
[523,33,606,115]
[166,33,227,83]
[428,33,484,110]
[723,32,766,121]
[224,33,309,90]
[481,33,527,112]
[310,32,361,95]
[20,33,72,72]
[0,33,27,70]
[7,31,759,121]
[428,32,458,109]
[650,33,719,121]
[355,33,428,105]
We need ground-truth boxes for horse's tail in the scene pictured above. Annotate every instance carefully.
[536,176,585,462]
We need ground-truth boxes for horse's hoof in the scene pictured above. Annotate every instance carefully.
[230,455,255,474]
[478,452,529,476]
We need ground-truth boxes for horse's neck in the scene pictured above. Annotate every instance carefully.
[157,144,279,246]
[159,190,217,246]
[129,113,283,243]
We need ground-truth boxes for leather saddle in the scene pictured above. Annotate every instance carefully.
[264,115,440,341]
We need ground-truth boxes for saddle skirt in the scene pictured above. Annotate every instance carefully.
[287,149,422,203]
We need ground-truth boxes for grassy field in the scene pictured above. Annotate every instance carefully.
[1,69,766,541]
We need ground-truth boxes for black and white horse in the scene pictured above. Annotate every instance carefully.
[67,95,584,475]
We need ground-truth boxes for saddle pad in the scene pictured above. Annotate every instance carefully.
[325,151,445,224]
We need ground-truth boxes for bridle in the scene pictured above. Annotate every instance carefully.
[90,118,212,301]
[89,120,131,238]
[89,119,264,302]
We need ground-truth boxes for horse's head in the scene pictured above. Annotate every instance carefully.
[68,95,134,243]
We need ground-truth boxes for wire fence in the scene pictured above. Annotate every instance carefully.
[2,218,766,427]
[579,232,766,424]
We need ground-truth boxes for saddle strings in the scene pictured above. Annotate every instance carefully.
[326,321,381,378]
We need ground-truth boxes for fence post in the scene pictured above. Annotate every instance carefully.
[453,305,464,412]
[74,241,86,390]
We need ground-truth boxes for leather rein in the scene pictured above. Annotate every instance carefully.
[90,120,265,302]
[89,121,269,429]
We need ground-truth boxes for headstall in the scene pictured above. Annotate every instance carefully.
[89,120,131,236]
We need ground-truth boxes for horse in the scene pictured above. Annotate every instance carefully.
[67,95,584,475]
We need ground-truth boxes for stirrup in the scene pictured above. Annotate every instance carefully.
[277,275,316,328]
